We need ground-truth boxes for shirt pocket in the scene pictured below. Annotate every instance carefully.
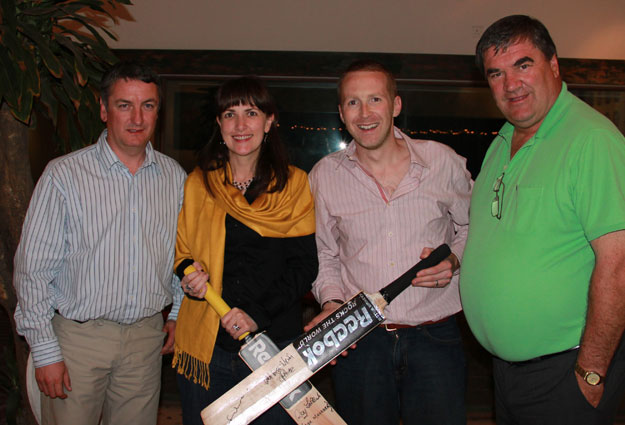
[506,186,545,234]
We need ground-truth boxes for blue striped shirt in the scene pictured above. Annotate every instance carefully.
[14,130,186,368]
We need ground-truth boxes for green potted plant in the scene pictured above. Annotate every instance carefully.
[0,1,131,423]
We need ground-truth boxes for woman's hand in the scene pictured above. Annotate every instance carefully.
[181,261,209,298]
[222,308,258,340]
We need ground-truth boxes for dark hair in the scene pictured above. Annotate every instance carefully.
[100,61,161,108]
[337,60,397,102]
[476,15,557,75]
[198,76,289,199]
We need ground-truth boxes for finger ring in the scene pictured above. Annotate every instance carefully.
[233,324,240,331]
[185,284,190,291]
[435,280,439,287]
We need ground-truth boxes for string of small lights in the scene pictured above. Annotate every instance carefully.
[284,123,498,137]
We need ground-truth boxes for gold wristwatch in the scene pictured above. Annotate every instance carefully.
[574,363,603,386]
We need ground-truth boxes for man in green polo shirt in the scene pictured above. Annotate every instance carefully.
[460,15,625,424]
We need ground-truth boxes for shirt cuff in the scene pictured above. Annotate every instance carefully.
[167,300,180,321]
[450,244,465,276]
[30,339,64,369]
[315,287,346,308]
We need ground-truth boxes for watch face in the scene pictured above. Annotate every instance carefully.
[586,372,601,386]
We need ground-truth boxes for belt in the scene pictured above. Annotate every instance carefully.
[502,346,580,366]
[381,315,451,331]
[54,310,156,326]
[55,310,88,324]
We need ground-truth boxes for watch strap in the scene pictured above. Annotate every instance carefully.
[574,362,604,385]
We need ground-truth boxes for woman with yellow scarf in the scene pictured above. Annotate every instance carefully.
[172,76,317,425]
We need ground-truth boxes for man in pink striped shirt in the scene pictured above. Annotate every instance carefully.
[306,60,472,425]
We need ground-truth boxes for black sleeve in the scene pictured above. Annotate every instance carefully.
[175,258,195,281]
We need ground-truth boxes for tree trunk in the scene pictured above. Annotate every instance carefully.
[0,102,37,425]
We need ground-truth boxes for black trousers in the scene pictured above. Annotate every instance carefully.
[493,334,625,425]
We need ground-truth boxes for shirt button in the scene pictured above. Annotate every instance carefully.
[388,231,393,237]
[390,262,395,267]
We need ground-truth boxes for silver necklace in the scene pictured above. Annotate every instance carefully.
[232,177,253,192]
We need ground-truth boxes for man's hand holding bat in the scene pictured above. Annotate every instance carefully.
[304,246,459,364]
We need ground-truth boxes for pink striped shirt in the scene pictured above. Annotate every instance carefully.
[309,128,472,325]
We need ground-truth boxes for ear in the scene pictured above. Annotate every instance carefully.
[100,98,108,122]
[550,55,560,79]
[338,104,345,124]
[264,114,275,133]
[392,96,402,118]
[216,116,222,127]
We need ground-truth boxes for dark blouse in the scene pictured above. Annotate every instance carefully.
[216,183,319,352]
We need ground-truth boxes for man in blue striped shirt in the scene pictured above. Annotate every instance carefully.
[13,62,186,425]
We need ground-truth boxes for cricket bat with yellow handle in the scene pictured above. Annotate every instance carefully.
[184,265,346,425]
[200,244,452,425]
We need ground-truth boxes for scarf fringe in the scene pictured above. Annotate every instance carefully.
[172,348,211,390]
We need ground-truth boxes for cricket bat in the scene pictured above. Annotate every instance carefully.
[184,266,346,425]
[200,243,452,425]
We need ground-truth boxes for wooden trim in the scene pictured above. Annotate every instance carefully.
[115,49,625,88]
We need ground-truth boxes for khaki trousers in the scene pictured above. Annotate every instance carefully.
[41,313,164,425]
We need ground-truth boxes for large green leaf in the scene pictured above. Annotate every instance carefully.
[0,26,41,97]
[51,79,74,110]
[21,47,41,96]
[0,0,17,30]
[63,15,112,47]
[17,5,62,16]
[97,25,118,42]
[77,88,102,143]
[55,34,88,86]
[13,71,34,123]
[39,75,59,127]
[0,47,22,109]
[60,62,82,106]
[61,27,118,64]
[58,1,113,19]
[66,109,85,150]
[18,23,64,78]
[1,0,128,152]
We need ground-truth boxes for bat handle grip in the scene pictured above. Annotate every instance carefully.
[379,243,451,304]
[183,265,250,340]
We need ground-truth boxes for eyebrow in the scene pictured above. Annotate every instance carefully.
[485,56,535,76]
[513,56,534,67]
[114,98,158,104]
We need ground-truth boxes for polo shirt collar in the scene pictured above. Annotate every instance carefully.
[533,81,571,140]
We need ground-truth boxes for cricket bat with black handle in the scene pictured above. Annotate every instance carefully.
[184,266,346,425]
[200,243,451,425]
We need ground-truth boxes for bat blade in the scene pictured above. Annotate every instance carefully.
[184,265,346,424]
[239,334,345,424]
[202,344,312,425]
[201,244,451,424]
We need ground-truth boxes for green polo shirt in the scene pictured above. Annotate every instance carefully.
[460,83,625,361]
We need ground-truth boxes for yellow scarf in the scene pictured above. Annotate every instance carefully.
[172,165,315,388]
